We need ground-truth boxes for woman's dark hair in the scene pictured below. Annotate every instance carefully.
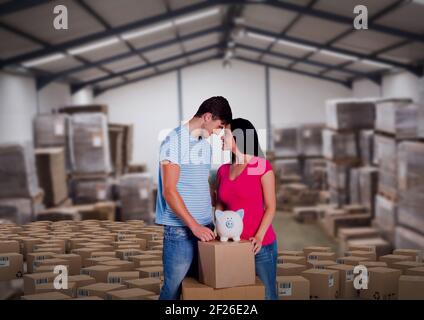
[194,96,232,125]
[230,118,264,163]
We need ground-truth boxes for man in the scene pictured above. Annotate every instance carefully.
[156,96,233,300]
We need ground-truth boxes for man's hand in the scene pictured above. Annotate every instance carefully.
[249,236,263,255]
[191,224,215,242]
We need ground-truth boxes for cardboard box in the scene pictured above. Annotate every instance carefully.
[35,148,68,207]
[277,255,307,265]
[347,244,376,252]
[124,278,161,294]
[323,130,358,163]
[71,247,99,266]
[325,99,375,130]
[393,249,422,263]
[35,258,69,273]
[277,263,307,276]
[22,238,44,257]
[24,272,57,295]
[106,288,156,300]
[137,260,163,268]
[67,275,96,288]
[338,227,379,242]
[34,282,77,298]
[379,254,414,268]
[347,238,392,257]
[85,256,119,267]
[77,283,126,299]
[405,267,424,276]
[0,253,23,281]
[107,271,139,284]
[307,260,338,269]
[128,254,159,266]
[138,266,163,279]
[273,127,299,157]
[0,240,20,254]
[327,264,357,299]
[391,261,424,274]
[307,252,336,261]
[182,277,265,300]
[34,246,64,255]
[347,250,377,261]
[198,240,255,289]
[398,275,424,300]
[73,296,104,300]
[68,113,111,174]
[98,260,134,271]
[303,246,331,257]
[301,269,339,299]
[91,251,117,258]
[81,265,120,282]
[53,254,82,275]
[276,276,310,300]
[278,250,304,257]
[0,142,39,198]
[119,173,154,223]
[395,226,424,251]
[360,261,388,268]
[336,256,370,266]
[115,249,144,261]
[359,267,401,300]
[21,292,71,300]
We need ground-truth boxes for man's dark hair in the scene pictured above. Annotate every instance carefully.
[194,96,232,125]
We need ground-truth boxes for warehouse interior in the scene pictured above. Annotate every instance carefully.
[0,0,424,301]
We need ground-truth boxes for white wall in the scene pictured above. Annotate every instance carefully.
[352,79,381,98]
[353,71,424,104]
[38,82,72,114]
[72,88,94,105]
[382,72,422,102]
[94,72,179,181]
[270,69,352,128]
[0,72,37,143]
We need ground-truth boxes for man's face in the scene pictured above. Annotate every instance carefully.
[202,113,225,137]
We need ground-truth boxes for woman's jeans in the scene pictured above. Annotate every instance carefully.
[159,224,278,300]
[255,240,278,300]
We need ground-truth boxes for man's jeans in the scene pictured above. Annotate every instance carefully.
[255,240,278,300]
[159,224,214,300]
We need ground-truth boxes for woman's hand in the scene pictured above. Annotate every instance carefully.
[249,236,263,255]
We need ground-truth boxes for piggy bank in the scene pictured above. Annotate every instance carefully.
[215,209,244,242]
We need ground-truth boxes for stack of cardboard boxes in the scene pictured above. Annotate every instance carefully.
[1,220,423,300]
[0,142,44,224]
[0,220,165,299]
[272,124,326,213]
[373,99,424,249]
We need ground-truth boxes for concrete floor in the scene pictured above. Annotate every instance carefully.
[273,211,339,252]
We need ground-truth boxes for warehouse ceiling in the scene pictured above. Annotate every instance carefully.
[0,0,423,96]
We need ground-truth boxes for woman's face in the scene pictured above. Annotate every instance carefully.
[221,125,235,152]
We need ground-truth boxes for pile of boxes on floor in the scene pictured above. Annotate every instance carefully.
[0,220,164,300]
[269,124,327,213]
[317,98,424,250]
[276,245,424,300]
[0,104,155,225]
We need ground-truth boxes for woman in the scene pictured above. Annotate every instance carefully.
[215,118,277,300]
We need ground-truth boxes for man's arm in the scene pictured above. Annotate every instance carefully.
[161,161,215,242]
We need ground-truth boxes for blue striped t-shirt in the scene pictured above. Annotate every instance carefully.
[155,124,213,226]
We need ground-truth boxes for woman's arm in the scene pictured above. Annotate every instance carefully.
[251,170,276,253]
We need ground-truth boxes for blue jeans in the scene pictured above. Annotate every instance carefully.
[255,240,278,300]
[159,224,214,300]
